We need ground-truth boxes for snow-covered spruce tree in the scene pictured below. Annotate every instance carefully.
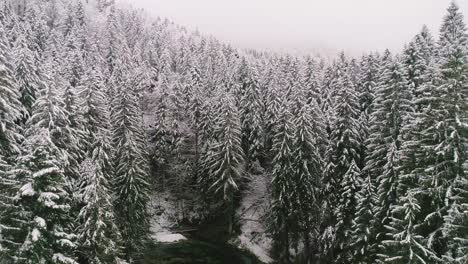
[320,57,362,264]
[350,165,378,264]
[205,94,244,235]
[77,129,123,264]
[110,53,151,262]
[150,48,180,191]
[0,154,24,263]
[268,99,295,264]
[105,4,122,79]
[396,27,436,201]
[97,0,115,13]
[384,3,468,263]
[80,63,109,152]
[0,22,23,260]
[382,57,442,264]
[13,28,40,124]
[61,27,87,182]
[364,58,413,259]
[0,23,22,158]
[356,53,380,168]
[300,56,323,106]
[291,99,327,263]
[402,26,436,102]
[184,59,204,181]
[0,155,10,255]
[336,159,362,262]
[382,191,436,263]
[22,2,48,54]
[349,54,381,264]
[13,127,77,264]
[442,173,468,263]
[261,62,282,164]
[437,2,468,262]
[237,58,263,172]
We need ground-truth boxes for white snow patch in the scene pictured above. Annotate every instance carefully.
[154,233,187,243]
[20,182,35,197]
[52,253,78,264]
[31,228,41,242]
[34,217,46,228]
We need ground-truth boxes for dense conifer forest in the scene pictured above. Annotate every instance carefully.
[0,0,467,263]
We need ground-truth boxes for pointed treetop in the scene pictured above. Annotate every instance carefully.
[439,1,467,48]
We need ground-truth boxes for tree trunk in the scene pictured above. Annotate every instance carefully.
[227,194,233,235]
[304,231,311,264]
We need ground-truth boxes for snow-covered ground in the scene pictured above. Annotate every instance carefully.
[154,233,187,243]
[149,193,175,233]
[232,173,273,263]
[149,192,183,242]
[149,177,273,262]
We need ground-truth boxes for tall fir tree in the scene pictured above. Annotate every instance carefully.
[268,100,295,264]
[13,27,40,124]
[366,58,413,256]
[291,99,326,263]
[77,129,123,264]
[0,23,22,158]
[385,3,468,263]
[0,22,24,262]
[237,58,263,172]
[205,94,244,235]
[321,57,362,264]
[13,126,77,264]
[110,50,151,262]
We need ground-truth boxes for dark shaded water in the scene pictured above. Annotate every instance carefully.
[141,239,263,264]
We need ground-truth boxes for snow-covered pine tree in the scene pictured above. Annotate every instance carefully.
[291,99,327,263]
[110,48,151,262]
[0,22,23,259]
[13,26,40,124]
[320,55,362,263]
[97,0,115,13]
[356,53,380,167]
[349,54,381,264]
[80,62,109,152]
[383,57,442,264]
[13,126,77,264]
[385,3,468,262]
[237,58,263,172]
[77,129,123,264]
[402,26,436,102]
[0,22,22,158]
[382,191,437,263]
[30,45,77,188]
[396,27,436,201]
[268,99,295,264]
[22,2,48,54]
[105,5,122,78]
[300,55,323,106]
[205,94,244,235]
[0,154,24,262]
[261,61,282,164]
[442,173,468,263]
[437,2,468,262]
[336,160,362,262]
[184,59,204,181]
[350,164,377,264]
[364,58,413,258]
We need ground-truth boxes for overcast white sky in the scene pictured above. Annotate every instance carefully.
[119,0,468,56]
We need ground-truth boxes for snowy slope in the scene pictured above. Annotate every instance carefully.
[232,174,273,263]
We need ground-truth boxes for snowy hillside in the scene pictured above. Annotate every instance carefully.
[0,0,467,264]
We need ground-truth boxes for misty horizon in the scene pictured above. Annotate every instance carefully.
[118,0,468,56]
